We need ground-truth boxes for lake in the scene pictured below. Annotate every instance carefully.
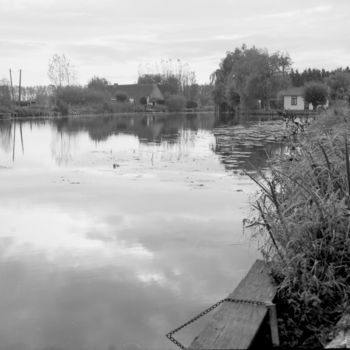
[0,113,285,350]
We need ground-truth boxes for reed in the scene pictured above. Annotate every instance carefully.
[246,107,350,347]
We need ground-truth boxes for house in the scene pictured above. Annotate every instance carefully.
[279,87,313,110]
[111,83,164,105]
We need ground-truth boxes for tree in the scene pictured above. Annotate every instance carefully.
[290,69,304,87]
[326,71,350,101]
[48,54,76,87]
[0,78,11,107]
[183,83,199,101]
[160,76,181,96]
[87,76,109,91]
[211,45,291,111]
[303,82,328,109]
[138,58,196,94]
[198,84,214,106]
[137,74,162,84]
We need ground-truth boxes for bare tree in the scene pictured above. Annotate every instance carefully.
[48,54,77,87]
[138,58,196,93]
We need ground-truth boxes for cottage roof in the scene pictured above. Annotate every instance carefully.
[112,83,164,102]
[279,87,304,96]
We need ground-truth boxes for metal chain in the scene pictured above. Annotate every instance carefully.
[166,297,268,350]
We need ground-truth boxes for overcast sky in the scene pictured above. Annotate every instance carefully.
[1,0,349,86]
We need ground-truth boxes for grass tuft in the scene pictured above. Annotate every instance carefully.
[246,107,350,348]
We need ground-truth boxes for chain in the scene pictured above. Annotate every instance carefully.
[166,297,268,350]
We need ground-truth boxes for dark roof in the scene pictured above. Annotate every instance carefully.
[279,87,304,96]
[112,83,164,101]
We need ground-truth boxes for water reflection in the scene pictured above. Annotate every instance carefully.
[52,114,210,144]
[0,113,284,350]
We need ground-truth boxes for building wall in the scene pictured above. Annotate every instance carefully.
[283,95,305,110]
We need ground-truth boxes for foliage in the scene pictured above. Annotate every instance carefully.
[303,82,328,109]
[138,73,181,96]
[87,76,109,91]
[326,71,350,101]
[137,74,162,84]
[165,94,186,112]
[115,91,128,102]
[139,96,147,106]
[246,109,350,347]
[138,58,196,93]
[56,86,85,105]
[0,79,12,106]
[186,100,198,109]
[197,84,214,106]
[84,88,108,104]
[55,85,109,109]
[160,76,181,96]
[48,54,76,87]
[211,45,291,111]
[22,86,53,106]
[289,68,330,87]
[225,84,240,109]
[183,83,199,101]
[54,99,69,115]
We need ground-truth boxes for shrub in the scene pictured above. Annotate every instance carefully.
[54,99,69,116]
[139,96,147,106]
[186,100,198,109]
[102,102,114,113]
[246,109,350,347]
[84,88,108,104]
[56,86,85,105]
[115,91,128,102]
[166,94,186,112]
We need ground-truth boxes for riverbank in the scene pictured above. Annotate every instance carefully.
[0,103,215,119]
[247,105,350,347]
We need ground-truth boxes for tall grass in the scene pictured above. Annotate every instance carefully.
[246,106,350,348]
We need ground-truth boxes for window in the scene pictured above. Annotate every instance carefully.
[291,96,298,106]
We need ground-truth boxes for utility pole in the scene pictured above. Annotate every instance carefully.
[18,69,22,105]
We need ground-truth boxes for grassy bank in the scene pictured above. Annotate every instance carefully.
[246,105,350,348]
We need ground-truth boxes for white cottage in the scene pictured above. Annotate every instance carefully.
[280,87,313,110]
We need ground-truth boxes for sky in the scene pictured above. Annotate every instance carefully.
[1,0,350,86]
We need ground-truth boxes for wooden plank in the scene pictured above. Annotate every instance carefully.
[326,312,350,348]
[189,260,276,349]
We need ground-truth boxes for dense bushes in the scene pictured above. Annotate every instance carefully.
[165,94,186,112]
[56,86,109,105]
[115,91,128,102]
[247,108,350,347]
[186,100,198,109]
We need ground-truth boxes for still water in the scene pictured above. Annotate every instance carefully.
[0,113,284,350]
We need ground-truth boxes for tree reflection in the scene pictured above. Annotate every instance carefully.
[51,130,74,165]
[0,120,13,153]
[49,113,215,144]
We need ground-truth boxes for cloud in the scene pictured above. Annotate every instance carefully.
[0,0,349,84]
[261,4,332,20]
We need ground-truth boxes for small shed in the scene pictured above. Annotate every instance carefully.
[112,83,164,105]
[279,87,313,110]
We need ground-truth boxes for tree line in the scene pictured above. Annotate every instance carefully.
[0,55,214,115]
[211,45,350,113]
[1,48,350,116]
